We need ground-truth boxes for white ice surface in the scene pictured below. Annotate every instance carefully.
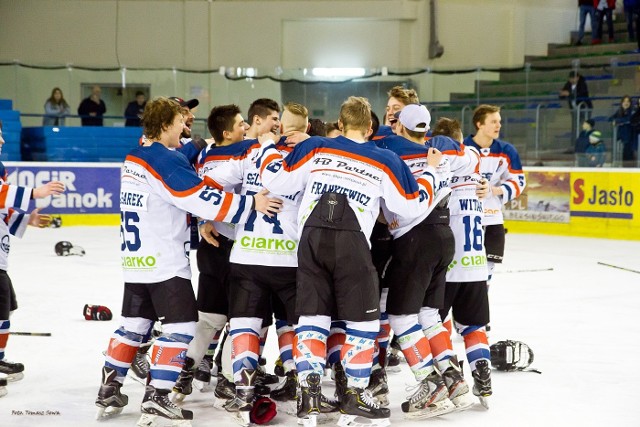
[1,226,639,426]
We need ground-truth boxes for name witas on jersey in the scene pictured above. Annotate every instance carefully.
[310,181,371,206]
[458,198,483,213]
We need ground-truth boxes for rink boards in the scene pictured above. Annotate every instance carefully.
[3,162,639,239]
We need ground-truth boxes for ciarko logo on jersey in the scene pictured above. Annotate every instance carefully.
[122,255,157,269]
[239,236,296,252]
[448,254,487,271]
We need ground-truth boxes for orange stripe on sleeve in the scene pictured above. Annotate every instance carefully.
[213,193,233,222]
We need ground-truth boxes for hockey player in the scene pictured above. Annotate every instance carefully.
[130,97,207,382]
[428,116,493,408]
[375,104,459,418]
[256,96,443,426]
[0,120,66,397]
[197,102,322,425]
[245,98,281,140]
[94,97,280,425]
[463,105,526,328]
[172,104,253,402]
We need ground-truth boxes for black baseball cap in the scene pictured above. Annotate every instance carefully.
[169,97,199,110]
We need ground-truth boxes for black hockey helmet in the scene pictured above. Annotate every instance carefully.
[54,241,85,256]
[490,339,539,373]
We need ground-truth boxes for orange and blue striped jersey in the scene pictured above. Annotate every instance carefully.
[202,137,302,267]
[256,135,440,242]
[120,142,252,283]
[464,136,525,225]
[197,140,254,240]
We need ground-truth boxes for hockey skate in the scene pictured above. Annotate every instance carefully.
[129,346,151,385]
[95,367,129,420]
[256,364,279,385]
[271,370,297,402]
[0,374,7,398]
[193,355,213,391]
[224,369,257,427]
[472,360,492,409]
[0,359,24,382]
[171,357,195,403]
[442,358,474,411]
[138,385,193,427]
[338,387,391,427]
[297,372,322,427]
[273,356,285,377]
[366,368,389,407]
[213,373,236,409]
[333,363,348,402]
[400,370,455,419]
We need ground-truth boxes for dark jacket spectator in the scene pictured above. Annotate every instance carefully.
[560,72,593,110]
[78,85,106,126]
[124,91,146,127]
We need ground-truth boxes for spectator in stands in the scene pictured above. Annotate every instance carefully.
[560,71,592,139]
[611,95,636,165]
[124,91,146,127]
[43,87,71,126]
[585,130,606,166]
[575,118,596,166]
[78,85,106,126]
[575,0,595,46]
[592,0,615,44]
[624,0,640,51]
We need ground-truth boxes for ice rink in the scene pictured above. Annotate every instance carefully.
[0,226,638,426]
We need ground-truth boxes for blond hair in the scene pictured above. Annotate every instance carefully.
[339,96,371,133]
[281,102,309,135]
[387,86,419,105]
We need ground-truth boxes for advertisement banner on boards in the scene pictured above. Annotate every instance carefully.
[3,162,121,214]
[503,170,571,223]
[570,170,637,220]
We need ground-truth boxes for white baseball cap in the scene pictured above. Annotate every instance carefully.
[395,104,431,132]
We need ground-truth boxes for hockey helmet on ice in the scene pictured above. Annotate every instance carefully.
[490,340,539,373]
[54,241,85,256]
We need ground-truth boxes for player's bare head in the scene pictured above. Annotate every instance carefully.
[472,104,500,130]
[142,97,183,140]
[308,118,327,137]
[248,98,280,126]
[208,104,242,142]
[281,102,309,134]
[339,96,372,134]
[325,121,341,138]
[431,117,463,143]
[387,86,419,106]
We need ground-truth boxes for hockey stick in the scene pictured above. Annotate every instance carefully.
[495,268,554,274]
[10,332,52,337]
[597,262,640,274]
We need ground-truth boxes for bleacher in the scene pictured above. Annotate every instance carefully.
[0,99,22,161]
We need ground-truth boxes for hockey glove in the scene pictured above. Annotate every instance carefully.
[83,304,113,321]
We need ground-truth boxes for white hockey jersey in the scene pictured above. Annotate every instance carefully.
[120,143,253,283]
[464,136,526,226]
[442,139,487,282]
[0,170,32,271]
[198,141,251,240]
[256,135,441,243]
[375,135,453,239]
[204,138,302,268]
